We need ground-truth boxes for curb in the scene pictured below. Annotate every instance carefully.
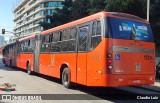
[154,81,160,87]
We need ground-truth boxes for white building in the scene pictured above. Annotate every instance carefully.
[13,0,64,38]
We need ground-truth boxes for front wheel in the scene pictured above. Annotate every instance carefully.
[62,67,72,88]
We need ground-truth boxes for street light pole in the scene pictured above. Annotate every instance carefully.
[147,0,150,21]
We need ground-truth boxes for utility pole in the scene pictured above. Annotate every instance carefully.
[147,0,150,21]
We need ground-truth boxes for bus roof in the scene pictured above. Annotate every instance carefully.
[19,34,36,42]
[42,11,107,35]
[108,12,148,23]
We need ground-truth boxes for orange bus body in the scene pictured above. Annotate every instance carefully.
[2,11,155,87]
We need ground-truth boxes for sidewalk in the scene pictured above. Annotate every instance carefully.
[141,79,160,91]
[154,79,160,86]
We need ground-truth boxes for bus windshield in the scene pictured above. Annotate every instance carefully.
[109,17,154,42]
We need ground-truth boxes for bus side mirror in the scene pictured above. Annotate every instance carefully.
[2,29,5,34]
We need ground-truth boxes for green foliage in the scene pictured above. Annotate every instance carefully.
[87,0,106,14]
[71,0,90,20]
[149,0,160,45]
[105,0,147,19]
[105,0,129,12]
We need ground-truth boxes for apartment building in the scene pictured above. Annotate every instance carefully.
[13,0,64,38]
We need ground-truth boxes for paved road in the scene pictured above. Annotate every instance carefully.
[0,57,160,103]
[0,59,108,103]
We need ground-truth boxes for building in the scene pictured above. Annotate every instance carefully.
[13,0,64,38]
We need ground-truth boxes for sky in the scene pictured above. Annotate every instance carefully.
[0,0,21,41]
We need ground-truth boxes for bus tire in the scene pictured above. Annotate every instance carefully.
[27,62,32,75]
[62,67,72,88]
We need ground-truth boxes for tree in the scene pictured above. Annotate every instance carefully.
[105,0,147,19]
[53,0,73,24]
[105,0,129,12]
[150,0,160,45]
[70,0,90,20]
[87,0,106,14]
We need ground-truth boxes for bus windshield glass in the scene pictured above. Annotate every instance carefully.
[109,17,154,42]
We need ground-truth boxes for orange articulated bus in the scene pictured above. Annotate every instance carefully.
[2,11,155,88]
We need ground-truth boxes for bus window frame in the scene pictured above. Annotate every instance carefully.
[107,17,154,42]
[41,34,51,53]
[61,27,77,53]
[19,38,35,54]
[78,23,90,53]
[50,31,62,53]
[50,27,78,54]
[28,38,35,53]
[90,19,103,50]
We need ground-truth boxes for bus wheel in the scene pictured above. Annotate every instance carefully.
[62,67,71,88]
[27,63,32,75]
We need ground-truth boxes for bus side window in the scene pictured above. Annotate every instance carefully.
[28,38,34,52]
[62,29,70,41]
[91,20,102,50]
[18,43,20,54]
[68,27,77,52]
[42,36,45,43]
[62,29,70,52]
[24,40,28,52]
[21,42,24,53]
[41,35,50,53]
[60,28,77,52]
[45,35,50,43]
[78,26,89,52]
[53,32,61,42]
[51,31,61,52]
[28,39,30,46]
[50,33,53,43]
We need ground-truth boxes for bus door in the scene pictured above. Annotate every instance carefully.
[33,34,41,73]
[77,25,90,85]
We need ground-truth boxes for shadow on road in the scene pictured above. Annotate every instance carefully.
[33,72,62,84]
[31,73,160,102]
[26,72,143,101]
[0,63,21,71]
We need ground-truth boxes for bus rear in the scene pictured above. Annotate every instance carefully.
[105,13,155,86]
